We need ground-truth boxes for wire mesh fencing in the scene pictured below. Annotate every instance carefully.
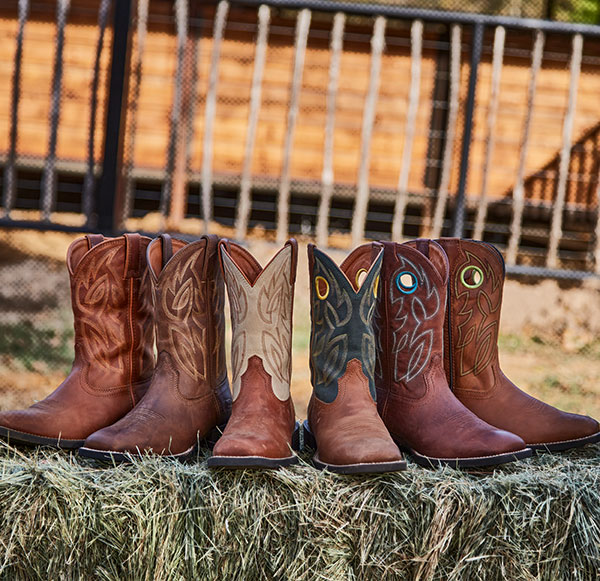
[0,0,599,395]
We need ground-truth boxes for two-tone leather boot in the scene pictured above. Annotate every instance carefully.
[303,243,406,474]
[436,237,600,452]
[79,234,232,461]
[0,234,155,448]
[208,239,300,468]
[367,240,531,467]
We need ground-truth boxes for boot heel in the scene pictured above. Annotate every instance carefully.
[302,420,317,451]
[291,421,301,451]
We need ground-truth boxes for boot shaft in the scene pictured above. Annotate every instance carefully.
[147,234,227,391]
[374,240,449,398]
[435,238,505,391]
[219,239,297,401]
[66,233,155,387]
[308,243,382,403]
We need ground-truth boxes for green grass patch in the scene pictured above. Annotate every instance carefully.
[0,319,73,372]
[0,443,598,580]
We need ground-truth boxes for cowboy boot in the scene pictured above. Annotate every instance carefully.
[0,234,155,448]
[303,243,406,474]
[79,234,231,461]
[436,237,600,452]
[208,239,299,468]
[365,239,530,467]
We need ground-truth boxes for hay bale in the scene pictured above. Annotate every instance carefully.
[0,443,598,580]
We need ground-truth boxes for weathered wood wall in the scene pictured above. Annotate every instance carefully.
[0,1,599,209]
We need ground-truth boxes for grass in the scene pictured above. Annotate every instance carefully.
[0,442,598,580]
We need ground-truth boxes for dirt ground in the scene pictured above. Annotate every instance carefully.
[0,220,599,421]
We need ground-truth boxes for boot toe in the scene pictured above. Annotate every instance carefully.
[213,434,290,459]
[83,426,124,452]
[487,429,528,455]
[320,435,402,466]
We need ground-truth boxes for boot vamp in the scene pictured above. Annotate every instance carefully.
[457,369,600,445]
[384,361,526,458]
[309,359,402,466]
[213,355,296,459]
[213,397,295,459]
[0,371,136,441]
[83,358,219,455]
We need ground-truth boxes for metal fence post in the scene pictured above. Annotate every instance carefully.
[452,21,484,238]
[97,0,134,234]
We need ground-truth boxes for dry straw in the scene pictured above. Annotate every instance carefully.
[0,442,598,580]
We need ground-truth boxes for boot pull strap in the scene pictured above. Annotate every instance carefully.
[159,233,173,268]
[86,234,104,249]
[123,233,142,279]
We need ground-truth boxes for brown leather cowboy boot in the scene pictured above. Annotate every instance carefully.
[0,234,155,448]
[79,234,232,461]
[208,239,299,468]
[303,243,406,474]
[436,237,600,452]
[367,240,531,467]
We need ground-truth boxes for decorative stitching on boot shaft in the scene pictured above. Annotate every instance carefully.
[221,245,294,401]
[452,249,502,378]
[383,249,442,384]
[309,245,382,403]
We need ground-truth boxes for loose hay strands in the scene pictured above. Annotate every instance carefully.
[0,442,598,579]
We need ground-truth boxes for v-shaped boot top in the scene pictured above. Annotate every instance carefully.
[219,238,297,402]
[146,233,221,282]
[309,242,383,297]
[219,238,298,287]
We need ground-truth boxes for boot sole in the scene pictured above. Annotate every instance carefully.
[303,420,407,474]
[528,430,600,453]
[77,424,226,464]
[396,441,533,469]
[206,422,301,470]
[0,426,84,450]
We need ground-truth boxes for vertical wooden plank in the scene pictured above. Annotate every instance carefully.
[235,4,271,241]
[430,24,461,239]
[276,8,311,245]
[547,33,583,269]
[473,25,505,241]
[351,15,386,247]
[391,19,422,242]
[506,30,545,265]
[41,0,70,222]
[82,0,111,223]
[594,171,600,274]
[159,0,188,228]
[201,0,229,233]
[121,0,149,226]
[3,0,29,218]
[315,12,345,248]
[169,7,201,230]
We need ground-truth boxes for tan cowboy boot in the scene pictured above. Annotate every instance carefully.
[208,239,299,468]
[367,239,530,467]
[0,234,155,448]
[79,234,231,461]
[437,237,600,452]
[304,243,406,474]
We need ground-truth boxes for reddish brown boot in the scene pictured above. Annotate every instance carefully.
[436,237,600,452]
[304,243,406,474]
[0,234,155,448]
[79,234,231,461]
[208,239,299,468]
[367,240,531,467]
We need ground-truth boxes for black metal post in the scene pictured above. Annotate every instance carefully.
[96,0,133,234]
[452,21,484,238]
